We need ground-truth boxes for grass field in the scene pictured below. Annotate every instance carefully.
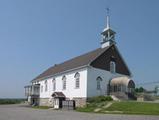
[0,99,26,104]
[77,96,159,115]
[32,106,50,109]
[103,101,159,115]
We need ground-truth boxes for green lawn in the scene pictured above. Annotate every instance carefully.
[32,106,50,109]
[77,101,159,115]
[77,102,108,112]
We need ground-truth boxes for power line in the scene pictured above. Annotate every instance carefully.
[136,81,159,85]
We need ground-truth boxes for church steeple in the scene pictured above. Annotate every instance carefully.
[101,8,116,48]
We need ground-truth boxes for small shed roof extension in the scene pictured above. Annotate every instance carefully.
[52,92,66,98]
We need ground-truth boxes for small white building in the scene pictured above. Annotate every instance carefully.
[25,14,135,107]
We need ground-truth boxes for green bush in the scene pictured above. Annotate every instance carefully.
[87,96,112,103]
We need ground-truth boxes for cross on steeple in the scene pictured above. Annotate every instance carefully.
[106,8,110,29]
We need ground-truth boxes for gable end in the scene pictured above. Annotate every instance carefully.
[90,45,131,76]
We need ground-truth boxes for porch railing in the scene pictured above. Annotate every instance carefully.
[24,84,40,96]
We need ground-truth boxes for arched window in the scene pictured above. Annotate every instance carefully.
[45,80,48,92]
[52,78,56,91]
[96,76,102,90]
[62,76,66,90]
[110,61,116,73]
[74,72,80,88]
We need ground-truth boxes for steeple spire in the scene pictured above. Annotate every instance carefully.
[101,8,116,48]
[106,8,110,29]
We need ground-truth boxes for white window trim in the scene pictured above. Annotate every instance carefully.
[110,61,116,73]
[45,80,48,92]
[74,72,80,89]
[62,76,66,90]
[52,78,56,91]
[96,76,102,90]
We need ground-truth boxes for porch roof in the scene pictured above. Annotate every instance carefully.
[52,92,65,98]
[110,76,135,88]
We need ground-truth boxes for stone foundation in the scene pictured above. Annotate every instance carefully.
[27,95,40,105]
[73,97,87,107]
[39,98,53,107]
[39,97,87,108]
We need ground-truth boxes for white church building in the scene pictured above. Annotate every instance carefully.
[25,13,135,108]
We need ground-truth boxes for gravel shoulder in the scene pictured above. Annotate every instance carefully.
[0,104,159,120]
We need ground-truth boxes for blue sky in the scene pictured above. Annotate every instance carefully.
[0,0,159,98]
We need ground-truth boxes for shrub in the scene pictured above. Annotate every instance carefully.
[87,96,112,103]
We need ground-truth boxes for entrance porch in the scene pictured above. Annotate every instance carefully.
[109,77,135,100]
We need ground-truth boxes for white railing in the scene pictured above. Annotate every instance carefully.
[24,84,40,96]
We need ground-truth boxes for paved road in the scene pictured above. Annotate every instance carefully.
[0,104,159,120]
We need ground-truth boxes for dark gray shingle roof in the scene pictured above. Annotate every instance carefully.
[32,46,110,81]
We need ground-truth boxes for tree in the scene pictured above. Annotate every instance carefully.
[154,86,158,94]
[135,87,144,93]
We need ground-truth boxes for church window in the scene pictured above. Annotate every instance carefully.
[45,80,48,92]
[74,72,80,88]
[52,78,56,91]
[96,76,102,90]
[110,61,116,73]
[62,76,66,90]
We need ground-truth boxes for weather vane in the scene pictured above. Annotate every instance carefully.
[106,7,110,16]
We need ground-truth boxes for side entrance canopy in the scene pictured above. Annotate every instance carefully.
[52,92,66,109]
[52,92,66,98]
[110,76,135,93]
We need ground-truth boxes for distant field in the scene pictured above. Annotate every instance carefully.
[0,99,26,104]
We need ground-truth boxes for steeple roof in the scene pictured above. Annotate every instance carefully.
[102,8,115,35]
[101,8,116,48]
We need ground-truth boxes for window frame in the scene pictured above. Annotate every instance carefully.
[96,76,102,90]
[62,76,66,90]
[110,61,116,73]
[52,78,56,91]
[74,72,80,89]
[45,80,48,92]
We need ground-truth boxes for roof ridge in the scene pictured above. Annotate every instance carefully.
[31,46,110,82]
[56,47,101,66]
